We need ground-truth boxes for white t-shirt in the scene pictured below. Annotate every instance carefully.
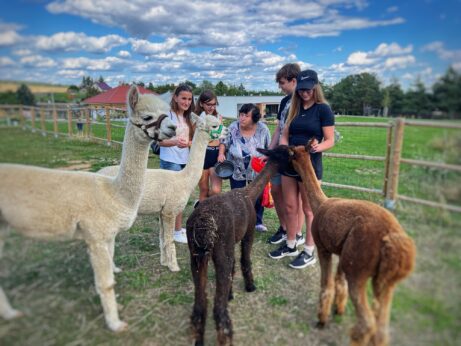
[159,111,190,164]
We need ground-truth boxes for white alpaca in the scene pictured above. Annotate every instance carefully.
[0,85,176,332]
[99,113,227,272]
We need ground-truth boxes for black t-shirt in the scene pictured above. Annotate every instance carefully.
[285,103,334,180]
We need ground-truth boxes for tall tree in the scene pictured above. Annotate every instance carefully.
[402,78,433,118]
[383,79,404,116]
[215,81,228,96]
[432,66,461,119]
[16,84,35,105]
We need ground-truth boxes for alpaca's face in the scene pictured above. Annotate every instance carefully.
[196,114,228,140]
[127,85,176,141]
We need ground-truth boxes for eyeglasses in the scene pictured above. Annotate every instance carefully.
[204,102,217,108]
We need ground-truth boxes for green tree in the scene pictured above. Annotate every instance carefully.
[215,81,228,96]
[402,78,433,118]
[432,66,461,119]
[383,79,404,116]
[0,91,19,104]
[16,84,35,105]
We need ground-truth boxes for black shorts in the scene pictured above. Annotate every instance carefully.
[281,153,323,181]
[204,146,219,169]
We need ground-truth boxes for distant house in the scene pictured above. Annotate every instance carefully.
[82,84,157,118]
[93,81,112,92]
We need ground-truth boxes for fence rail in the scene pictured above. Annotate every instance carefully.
[1,104,460,213]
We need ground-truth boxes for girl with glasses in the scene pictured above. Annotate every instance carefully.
[193,90,223,206]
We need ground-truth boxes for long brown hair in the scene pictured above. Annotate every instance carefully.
[170,84,195,140]
[195,90,218,116]
[286,83,328,128]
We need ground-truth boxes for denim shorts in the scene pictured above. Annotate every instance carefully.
[160,159,186,171]
[270,172,282,186]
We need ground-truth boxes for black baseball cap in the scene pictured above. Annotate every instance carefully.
[296,69,318,91]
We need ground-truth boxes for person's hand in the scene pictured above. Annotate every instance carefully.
[309,138,320,153]
[177,137,189,148]
[261,155,268,163]
[217,153,226,163]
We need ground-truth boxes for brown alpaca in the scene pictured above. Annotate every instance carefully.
[263,143,416,346]
[186,151,280,346]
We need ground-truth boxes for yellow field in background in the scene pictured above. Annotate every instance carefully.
[0,81,69,93]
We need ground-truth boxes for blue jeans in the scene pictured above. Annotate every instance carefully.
[230,177,264,226]
[160,159,186,171]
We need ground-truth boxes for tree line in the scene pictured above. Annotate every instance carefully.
[1,67,460,119]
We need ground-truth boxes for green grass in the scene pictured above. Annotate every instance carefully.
[0,127,460,345]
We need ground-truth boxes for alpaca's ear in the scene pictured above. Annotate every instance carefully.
[190,112,199,125]
[128,84,139,112]
[257,148,270,156]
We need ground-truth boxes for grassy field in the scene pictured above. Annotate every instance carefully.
[0,81,69,94]
[0,127,460,345]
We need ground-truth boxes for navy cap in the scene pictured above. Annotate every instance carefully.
[296,69,318,91]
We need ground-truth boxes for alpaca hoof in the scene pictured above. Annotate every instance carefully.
[316,321,326,329]
[228,292,234,301]
[108,320,128,333]
[245,284,256,292]
[113,266,122,274]
[168,263,180,272]
[334,306,344,316]
[3,309,24,320]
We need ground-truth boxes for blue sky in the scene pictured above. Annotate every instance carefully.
[0,0,460,91]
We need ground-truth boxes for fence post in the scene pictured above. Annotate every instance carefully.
[67,106,73,137]
[105,106,112,146]
[384,118,405,210]
[382,124,393,197]
[40,106,46,135]
[31,107,36,132]
[52,106,58,138]
[85,107,91,138]
[19,105,25,128]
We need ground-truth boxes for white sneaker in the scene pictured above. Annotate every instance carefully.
[255,224,268,232]
[174,228,187,244]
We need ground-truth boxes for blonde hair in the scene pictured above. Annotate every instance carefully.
[286,83,328,128]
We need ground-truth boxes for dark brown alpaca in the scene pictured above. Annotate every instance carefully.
[186,151,281,346]
[263,143,416,346]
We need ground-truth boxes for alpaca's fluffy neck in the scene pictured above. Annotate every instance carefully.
[180,128,209,184]
[113,122,149,206]
[293,153,328,213]
[246,161,278,203]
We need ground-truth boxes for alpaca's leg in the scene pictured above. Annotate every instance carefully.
[0,221,22,319]
[107,236,122,273]
[316,248,334,328]
[347,277,376,346]
[190,250,209,346]
[159,213,179,271]
[87,241,127,332]
[159,214,165,265]
[370,280,396,346]
[334,264,348,315]
[228,258,235,301]
[213,252,234,346]
[240,231,256,292]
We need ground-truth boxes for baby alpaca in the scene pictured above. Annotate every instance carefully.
[186,147,284,346]
[99,113,227,272]
[264,142,416,346]
[0,85,176,332]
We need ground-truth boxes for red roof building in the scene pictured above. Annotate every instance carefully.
[83,84,157,108]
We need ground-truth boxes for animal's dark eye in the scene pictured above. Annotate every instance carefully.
[143,115,153,121]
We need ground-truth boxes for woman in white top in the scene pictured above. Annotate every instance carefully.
[158,84,195,243]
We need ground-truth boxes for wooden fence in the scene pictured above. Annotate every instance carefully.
[1,104,460,213]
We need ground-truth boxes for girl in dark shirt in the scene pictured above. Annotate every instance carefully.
[268,69,335,269]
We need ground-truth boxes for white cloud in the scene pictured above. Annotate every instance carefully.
[35,32,127,53]
[422,41,461,61]
[0,30,22,46]
[130,37,181,55]
[61,56,127,70]
[56,69,86,78]
[374,42,412,56]
[12,49,32,56]
[387,6,399,13]
[20,55,56,68]
[0,57,15,66]
[118,50,131,58]
[384,55,416,69]
[347,51,376,65]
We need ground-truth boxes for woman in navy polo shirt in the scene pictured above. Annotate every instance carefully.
[269,69,335,269]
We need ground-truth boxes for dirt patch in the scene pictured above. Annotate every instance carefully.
[57,160,92,171]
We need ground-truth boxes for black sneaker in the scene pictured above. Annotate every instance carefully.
[267,226,287,244]
[268,244,299,259]
[289,250,316,269]
[193,200,200,208]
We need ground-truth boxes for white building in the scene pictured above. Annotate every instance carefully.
[159,92,284,119]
